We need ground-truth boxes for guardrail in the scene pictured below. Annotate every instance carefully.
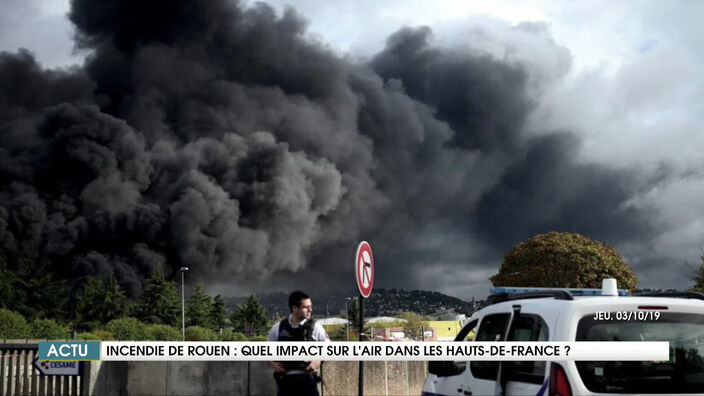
[1,341,82,395]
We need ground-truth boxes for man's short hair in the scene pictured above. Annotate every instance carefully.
[288,290,310,312]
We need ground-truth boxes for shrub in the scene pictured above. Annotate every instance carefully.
[146,324,182,341]
[105,317,148,340]
[324,324,348,341]
[93,330,115,340]
[31,319,69,339]
[220,329,247,341]
[185,326,218,341]
[75,332,102,341]
[248,334,267,341]
[0,309,30,339]
[491,232,638,289]
[80,320,102,333]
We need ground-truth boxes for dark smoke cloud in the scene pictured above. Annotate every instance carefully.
[0,0,666,297]
[473,133,661,253]
[370,26,532,152]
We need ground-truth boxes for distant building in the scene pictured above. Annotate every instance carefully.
[428,309,466,322]
[371,327,406,341]
[365,316,406,324]
[316,317,349,325]
[426,320,463,341]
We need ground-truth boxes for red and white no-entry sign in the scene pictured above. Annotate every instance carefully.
[355,241,374,298]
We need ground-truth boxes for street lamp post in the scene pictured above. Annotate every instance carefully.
[345,297,351,341]
[180,267,189,340]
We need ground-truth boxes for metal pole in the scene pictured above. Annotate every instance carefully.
[359,295,364,396]
[181,270,185,340]
[180,267,189,341]
[345,298,350,341]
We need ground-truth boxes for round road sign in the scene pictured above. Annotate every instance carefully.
[355,241,374,298]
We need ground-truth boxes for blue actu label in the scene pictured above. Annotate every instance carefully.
[39,342,101,361]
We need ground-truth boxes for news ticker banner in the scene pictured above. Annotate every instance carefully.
[39,341,669,362]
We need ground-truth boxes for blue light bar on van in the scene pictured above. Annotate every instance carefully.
[489,287,629,296]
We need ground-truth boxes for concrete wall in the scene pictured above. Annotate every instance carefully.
[87,360,427,395]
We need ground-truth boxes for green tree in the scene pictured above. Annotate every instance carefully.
[230,295,269,336]
[0,309,30,339]
[346,298,360,329]
[209,295,228,331]
[491,232,638,290]
[397,312,428,341]
[73,275,128,331]
[186,285,213,328]
[693,253,704,292]
[136,265,180,326]
[0,261,19,309]
[12,255,69,320]
[72,276,106,331]
[100,275,127,321]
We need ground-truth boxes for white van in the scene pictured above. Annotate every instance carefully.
[422,279,704,395]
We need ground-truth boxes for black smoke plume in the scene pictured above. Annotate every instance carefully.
[0,0,661,297]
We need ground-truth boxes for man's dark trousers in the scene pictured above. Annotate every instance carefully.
[274,372,319,396]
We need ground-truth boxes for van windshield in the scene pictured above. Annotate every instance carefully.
[576,312,704,394]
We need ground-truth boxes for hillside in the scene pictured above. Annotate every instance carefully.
[226,288,479,319]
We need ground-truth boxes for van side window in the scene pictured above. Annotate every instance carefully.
[454,319,478,341]
[503,314,549,384]
[470,313,510,380]
[428,319,479,377]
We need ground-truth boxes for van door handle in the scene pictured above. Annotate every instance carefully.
[463,391,472,395]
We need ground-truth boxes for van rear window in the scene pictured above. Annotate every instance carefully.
[576,312,704,394]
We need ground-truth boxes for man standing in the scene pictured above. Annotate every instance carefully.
[268,290,329,396]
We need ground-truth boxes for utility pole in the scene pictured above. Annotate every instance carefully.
[345,297,352,341]
[359,295,364,396]
[180,267,189,340]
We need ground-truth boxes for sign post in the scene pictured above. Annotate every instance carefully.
[355,241,374,396]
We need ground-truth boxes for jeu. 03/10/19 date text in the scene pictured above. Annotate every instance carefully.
[593,311,661,321]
